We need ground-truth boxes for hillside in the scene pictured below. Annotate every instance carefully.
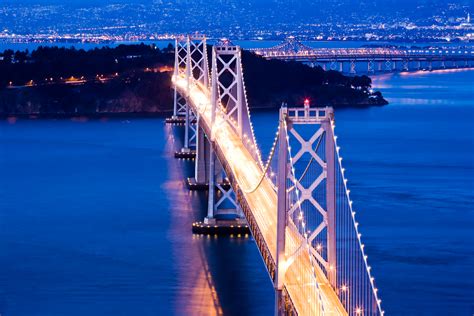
[0,44,387,116]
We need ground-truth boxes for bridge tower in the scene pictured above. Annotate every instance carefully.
[173,34,209,156]
[274,102,383,315]
[184,34,209,153]
[275,103,338,290]
[186,34,210,182]
[171,35,188,120]
[205,39,259,224]
[209,39,261,164]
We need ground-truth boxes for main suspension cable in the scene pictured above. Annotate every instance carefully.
[240,122,281,194]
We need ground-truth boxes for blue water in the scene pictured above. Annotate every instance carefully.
[0,69,473,315]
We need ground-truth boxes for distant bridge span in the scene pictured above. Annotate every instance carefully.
[252,37,474,73]
[169,35,384,315]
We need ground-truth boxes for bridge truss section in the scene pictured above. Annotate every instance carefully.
[174,34,211,151]
[172,35,189,118]
[211,39,263,167]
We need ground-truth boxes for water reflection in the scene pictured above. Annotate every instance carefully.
[162,122,273,316]
[162,123,223,315]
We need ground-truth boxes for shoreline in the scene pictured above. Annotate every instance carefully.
[0,100,388,121]
[0,112,170,121]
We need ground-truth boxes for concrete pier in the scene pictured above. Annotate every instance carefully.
[174,150,196,159]
[165,116,186,124]
[192,218,250,235]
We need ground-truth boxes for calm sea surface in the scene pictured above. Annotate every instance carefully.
[0,69,473,315]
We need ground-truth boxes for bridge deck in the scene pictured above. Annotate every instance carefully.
[254,45,474,62]
[174,76,347,316]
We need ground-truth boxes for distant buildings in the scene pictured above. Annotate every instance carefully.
[0,2,472,43]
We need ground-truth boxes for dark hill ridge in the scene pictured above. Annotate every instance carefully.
[0,44,387,116]
[241,50,386,108]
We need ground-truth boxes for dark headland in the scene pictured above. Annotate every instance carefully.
[0,44,387,117]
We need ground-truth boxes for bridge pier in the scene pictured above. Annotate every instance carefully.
[188,123,232,192]
[402,59,409,71]
[167,92,187,124]
[350,59,356,74]
[184,104,195,150]
[203,144,245,225]
[206,145,217,221]
[187,120,210,189]
[174,103,197,158]
[195,121,208,183]
[367,60,375,74]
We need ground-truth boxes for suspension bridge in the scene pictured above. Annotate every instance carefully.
[168,34,384,315]
[252,36,474,73]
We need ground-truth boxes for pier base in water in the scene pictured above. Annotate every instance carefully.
[186,178,208,190]
[187,178,231,191]
[174,150,196,159]
[192,218,250,235]
[165,116,186,124]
